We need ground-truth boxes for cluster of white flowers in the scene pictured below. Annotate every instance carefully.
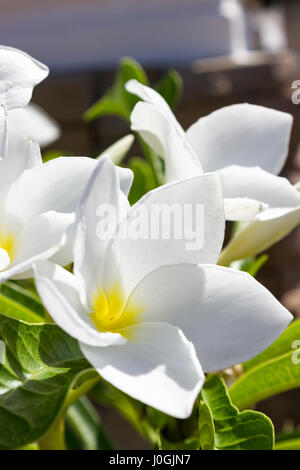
[0,46,295,419]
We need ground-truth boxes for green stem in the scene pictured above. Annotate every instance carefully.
[38,375,100,450]
[39,418,66,450]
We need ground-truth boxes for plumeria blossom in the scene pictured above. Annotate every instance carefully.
[126,80,300,258]
[0,45,49,157]
[34,157,292,418]
[0,46,60,149]
[0,45,132,282]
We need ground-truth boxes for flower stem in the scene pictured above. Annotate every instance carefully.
[39,418,66,450]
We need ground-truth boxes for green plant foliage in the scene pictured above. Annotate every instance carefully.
[89,381,159,447]
[235,254,269,278]
[66,396,114,450]
[154,69,183,109]
[202,374,274,450]
[243,319,300,372]
[128,157,158,204]
[229,321,300,411]
[0,314,91,449]
[0,281,45,323]
[84,57,148,123]
[158,435,199,451]
[230,350,300,411]
[198,401,215,450]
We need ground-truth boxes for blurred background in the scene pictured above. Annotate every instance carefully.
[1,0,300,448]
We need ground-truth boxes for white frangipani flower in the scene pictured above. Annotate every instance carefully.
[26,103,61,148]
[126,79,300,259]
[0,108,132,282]
[34,157,292,418]
[0,45,49,155]
[0,45,132,281]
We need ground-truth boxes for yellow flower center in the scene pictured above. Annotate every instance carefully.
[90,284,143,336]
[0,231,16,270]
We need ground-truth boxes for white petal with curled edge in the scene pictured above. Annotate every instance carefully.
[130,102,202,182]
[219,166,300,209]
[80,322,204,419]
[219,206,300,264]
[0,211,73,282]
[129,264,293,372]
[105,173,225,296]
[0,46,48,109]
[186,104,293,175]
[126,79,176,123]
[34,260,126,347]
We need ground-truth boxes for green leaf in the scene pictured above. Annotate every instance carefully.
[275,438,300,450]
[154,69,183,109]
[198,401,215,450]
[66,396,114,450]
[202,374,274,450]
[243,319,300,372]
[230,350,300,410]
[84,57,148,123]
[128,157,158,204]
[90,381,159,446]
[0,314,91,449]
[0,282,44,323]
[158,435,199,451]
[42,150,69,163]
[233,254,268,278]
[97,134,134,165]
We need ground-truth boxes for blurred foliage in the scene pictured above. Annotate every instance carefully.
[84,56,182,200]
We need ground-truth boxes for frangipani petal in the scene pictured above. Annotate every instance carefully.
[0,211,73,282]
[0,103,7,158]
[106,173,225,296]
[130,102,202,182]
[130,264,292,372]
[1,108,42,186]
[80,322,204,419]
[26,103,61,148]
[0,45,48,110]
[74,157,130,303]
[34,260,126,347]
[224,197,267,221]
[219,206,300,264]
[219,166,300,209]
[186,104,293,175]
[126,79,175,122]
[4,157,98,224]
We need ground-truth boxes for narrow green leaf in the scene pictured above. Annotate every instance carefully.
[230,351,300,410]
[97,134,134,165]
[84,57,148,123]
[243,319,300,372]
[154,69,183,109]
[90,381,159,446]
[202,374,274,450]
[198,401,215,450]
[0,282,44,323]
[233,254,268,278]
[0,314,90,449]
[66,396,114,450]
[1,281,45,319]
